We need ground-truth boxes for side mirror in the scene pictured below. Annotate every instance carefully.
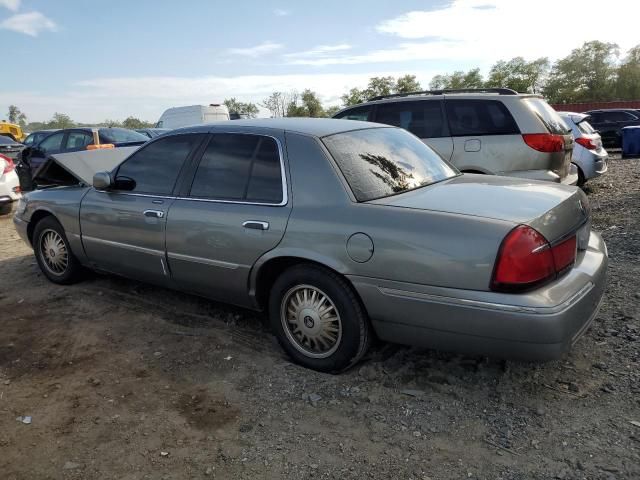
[93,171,113,190]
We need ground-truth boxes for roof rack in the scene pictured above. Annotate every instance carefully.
[368,88,518,102]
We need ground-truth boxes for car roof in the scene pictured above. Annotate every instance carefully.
[172,118,386,137]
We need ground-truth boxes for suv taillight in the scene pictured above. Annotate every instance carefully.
[575,137,597,150]
[0,153,14,174]
[491,225,577,292]
[522,133,564,153]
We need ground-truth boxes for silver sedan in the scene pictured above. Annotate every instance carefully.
[559,112,608,185]
[13,119,607,372]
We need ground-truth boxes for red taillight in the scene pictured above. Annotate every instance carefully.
[491,225,577,292]
[522,133,564,153]
[575,137,597,150]
[0,153,14,174]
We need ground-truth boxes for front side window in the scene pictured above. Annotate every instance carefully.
[333,105,372,121]
[115,134,201,195]
[446,99,520,136]
[38,132,65,153]
[190,134,283,204]
[375,100,446,138]
[323,127,458,202]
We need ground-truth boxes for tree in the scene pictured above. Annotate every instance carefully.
[122,116,153,129]
[47,112,74,129]
[395,74,422,93]
[101,119,122,128]
[286,89,326,117]
[324,105,341,117]
[224,98,259,118]
[428,68,484,90]
[341,87,368,107]
[616,44,640,100]
[262,91,295,117]
[365,76,396,98]
[485,57,550,93]
[544,41,619,104]
[8,105,26,127]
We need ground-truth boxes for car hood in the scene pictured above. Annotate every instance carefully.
[369,173,588,242]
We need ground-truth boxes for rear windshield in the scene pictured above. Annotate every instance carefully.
[577,120,595,135]
[524,98,569,134]
[99,128,148,143]
[322,127,458,202]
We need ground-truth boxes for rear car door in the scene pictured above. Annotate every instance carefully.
[165,131,291,307]
[373,100,453,160]
[80,133,205,285]
[63,130,94,152]
[444,99,520,173]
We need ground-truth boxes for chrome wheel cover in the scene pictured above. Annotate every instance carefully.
[280,284,342,359]
[39,229,68,276]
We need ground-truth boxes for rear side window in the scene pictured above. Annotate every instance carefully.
[374,101,447,138]
[190,134,283,204]
[446,100,519,136]
[333,105,372,121]
[523,98,568,134]
[115,134,200,195]
[602,111,638,122]
[65,131,93,150]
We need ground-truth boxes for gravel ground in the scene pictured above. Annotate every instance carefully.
[0,155,638,480]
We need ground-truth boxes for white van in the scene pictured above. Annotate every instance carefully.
[155,104,230,129]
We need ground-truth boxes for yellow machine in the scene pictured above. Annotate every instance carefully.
[0,121,26,142]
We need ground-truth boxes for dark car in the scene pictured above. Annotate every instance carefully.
[135,128,170,139]
[0,135,25,160]
[22,129,61,147]
[20,127,149,175]
[584,109,640,148]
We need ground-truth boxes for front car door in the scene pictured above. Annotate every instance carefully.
[165,130,291,307]
[30,131,66,174]
[80,133,205,285]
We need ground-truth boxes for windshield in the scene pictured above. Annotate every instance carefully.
[0,135,18,145]
[577,120,596,135]
[99,128,148,143]
[524,98,569,134]
[322,127,458,202]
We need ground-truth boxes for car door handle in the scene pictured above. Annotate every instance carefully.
[243,221,269,231]
[144,209,164,218]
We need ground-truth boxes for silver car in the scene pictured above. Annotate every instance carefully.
[13,119,607,372]
[334,88,579,185]
[558,112,608,185]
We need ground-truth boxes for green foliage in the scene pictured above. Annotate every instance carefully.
[47,112,75,129]
[8,105,27,127]
[286,89,326,117]
[616,45,640,100]
[544,41,620,103]
[485,57,550,93]
[261,91,292,117]
[122,116,154,129]
[324,105,341,117]
[341,75,422,106]
[429,68,484,90]
[224,98,260,118]
[395,75,422,94]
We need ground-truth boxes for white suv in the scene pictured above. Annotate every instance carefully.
[0,154,21,215]
[333,88,578,185]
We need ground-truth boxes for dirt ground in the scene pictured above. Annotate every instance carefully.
[0,156,639,480]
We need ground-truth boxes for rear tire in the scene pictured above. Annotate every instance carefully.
[33,216,84,284]
[269,264,371,373]
[576,166,586,187]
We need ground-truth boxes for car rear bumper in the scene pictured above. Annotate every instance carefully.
[348,231,607,361]
[499,166,579,186]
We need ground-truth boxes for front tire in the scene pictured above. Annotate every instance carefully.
[33,216,83,284]
[269,264,371,373]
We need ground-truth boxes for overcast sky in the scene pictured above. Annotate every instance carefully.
[1,0,637,123]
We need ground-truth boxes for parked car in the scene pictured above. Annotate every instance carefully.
[558,112,608,186]
[583,109,640,148]
[334,88,578,185]
[23,129,60,146]
[0,154,20,215]
[155,104,230,129]
[135,128,170,139]
[19,127,148,176]
[0,121,26,142]
[0,134,25,160]
[13,119,607,372]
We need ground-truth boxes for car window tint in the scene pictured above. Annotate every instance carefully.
[323,127,458,202]
[333,105,372,121]
[190,134,283,203]
[39,132,65,153]
[446,100,520,136]
[375,101,446,138]
[66,131,93,150]
[604,111,637,122]
[522,98,567,135]
[577,120,595,134]
[115,134,199,195]
[100,128,149,143]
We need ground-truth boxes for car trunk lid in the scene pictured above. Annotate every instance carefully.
[368,174,590,246]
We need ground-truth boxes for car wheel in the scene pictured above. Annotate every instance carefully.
[33,216,83,284]
[576,167,586,187]
[0,203,11,216]
[269,264,371,373]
